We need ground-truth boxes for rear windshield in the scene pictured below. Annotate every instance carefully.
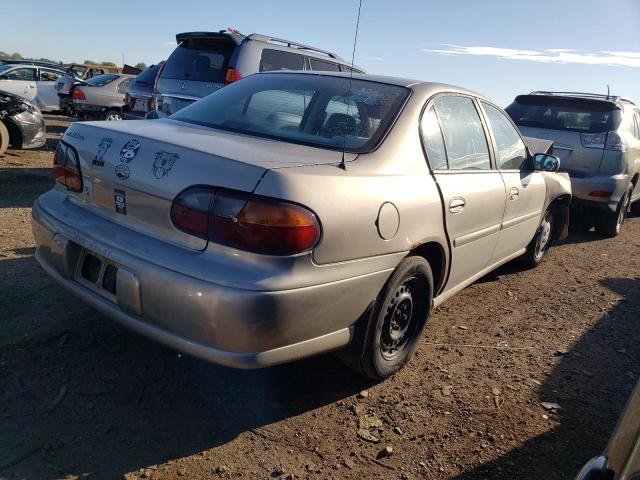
[84,73,119,86]
[171,73,410,153]
[506,96,622,133]
[134,64,161,86]
[161,39,234,82]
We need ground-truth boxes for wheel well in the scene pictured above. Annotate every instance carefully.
[548,194,571,240]
[3,119,23,148]
[409,242,446,294]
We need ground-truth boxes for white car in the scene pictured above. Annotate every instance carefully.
[0,63,66,112]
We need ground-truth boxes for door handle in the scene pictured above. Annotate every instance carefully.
[449,197,466,214]
[509,187,520,200]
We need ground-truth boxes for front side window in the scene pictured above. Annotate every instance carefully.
[635,112,640,140]
[172,73,409,153]
[482,102,527,170]
[40,69,61,81]
[309,58,341,72]
[419,105,448,170]
[4,67,37,81]
[434,96,491,170]
[259,49,306,72]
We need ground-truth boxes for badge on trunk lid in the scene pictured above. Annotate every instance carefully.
[114,189,127,215]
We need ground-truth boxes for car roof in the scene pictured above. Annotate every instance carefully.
[259,71,489,100]
[0,62,66,72]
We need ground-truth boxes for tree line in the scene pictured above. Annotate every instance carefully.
[0,51,147,70]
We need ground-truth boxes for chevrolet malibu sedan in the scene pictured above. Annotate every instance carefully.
[32,72,571,379]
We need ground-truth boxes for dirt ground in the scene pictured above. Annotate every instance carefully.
[1,116,639,480]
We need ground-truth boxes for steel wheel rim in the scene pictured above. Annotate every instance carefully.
[380,279,419,360]
[534,212,552,260]
[106,113,122,121]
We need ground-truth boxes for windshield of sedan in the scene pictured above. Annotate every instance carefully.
[171,73,410,152]
[84,73,119,87]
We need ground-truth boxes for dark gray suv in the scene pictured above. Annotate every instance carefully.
[154,29,364,117]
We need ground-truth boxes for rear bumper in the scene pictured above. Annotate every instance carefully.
[570,174,630,212]
[31,194,391,368]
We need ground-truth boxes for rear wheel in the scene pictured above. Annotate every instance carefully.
[349,256,433,380]
[0,121,9,156]
[594,187,631,237]
[104,110,122,121]
[521,208,554,268]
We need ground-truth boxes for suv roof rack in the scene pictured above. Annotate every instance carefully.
[246,33,345,61]
[529,90,636,105]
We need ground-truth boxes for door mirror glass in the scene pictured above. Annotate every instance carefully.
[533,153,560,172]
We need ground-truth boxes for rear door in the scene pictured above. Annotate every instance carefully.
[0,66,37,101]
[480,101,546,262]
[421,95,506,291]
[37,68,63,110]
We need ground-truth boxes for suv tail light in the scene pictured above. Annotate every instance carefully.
[71,88,86,101]
[581,131,626,151]
[171,187,321,255]
[53,142,83,192]
[224,67,242,84]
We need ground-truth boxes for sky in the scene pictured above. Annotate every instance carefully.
[1,0,639,107]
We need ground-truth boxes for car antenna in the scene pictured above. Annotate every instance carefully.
[606,84,610,100]
[339,0,362,171]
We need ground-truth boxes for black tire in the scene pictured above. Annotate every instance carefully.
[349,256,433,380]
[568,212,593,233]
[0,121,9,156]
[521,208,554,268]
[594,187,631,237]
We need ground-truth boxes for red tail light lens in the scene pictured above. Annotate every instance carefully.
[224,67,242,84]
[53,142,83,192]
[171,187,321,255]
[71,88,86,101]
[589,190,613,198]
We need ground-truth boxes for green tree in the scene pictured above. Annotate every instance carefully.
[83,60,97,65]
[134,62,147,70]
[10,52,23,60]
[0,51,8,59]
[100,61,117,67]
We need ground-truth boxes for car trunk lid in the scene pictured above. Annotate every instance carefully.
[61,119,351,250]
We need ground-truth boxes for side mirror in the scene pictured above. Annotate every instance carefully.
[533,153,560,172]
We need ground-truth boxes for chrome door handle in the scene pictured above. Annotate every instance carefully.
[449,197,466,214]
[509,187,520,200]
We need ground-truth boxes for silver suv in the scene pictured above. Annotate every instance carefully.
[506,92,640,236]
[154,29,364,117]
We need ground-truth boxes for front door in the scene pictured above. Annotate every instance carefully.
[0,67,37,101]
[480,102,546,262]
[421,95,506,292]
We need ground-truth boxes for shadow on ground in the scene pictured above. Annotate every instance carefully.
[457,276,640,479]
[0,168,53,208]
[0,252,371,479]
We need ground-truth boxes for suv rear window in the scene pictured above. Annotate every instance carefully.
[506,95,622,133]
[162,39,234,82]
[172,73,409,153]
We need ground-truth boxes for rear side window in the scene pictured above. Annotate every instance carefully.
[162,39,233,82]
[434,96,491,170]
[40,69,61,81]
[259,49,305,72]
[309,58,341,72]
[117,78,131,94]
[419,105,448,170]
[482,102,527,170]
[506,95,623,133]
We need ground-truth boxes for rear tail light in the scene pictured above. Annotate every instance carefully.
[589,190,613,198]
[224,67,242,84]
[71,88,86,101]
[53,142,83,192]
[171,187,321,255]
[581,131,626,151]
